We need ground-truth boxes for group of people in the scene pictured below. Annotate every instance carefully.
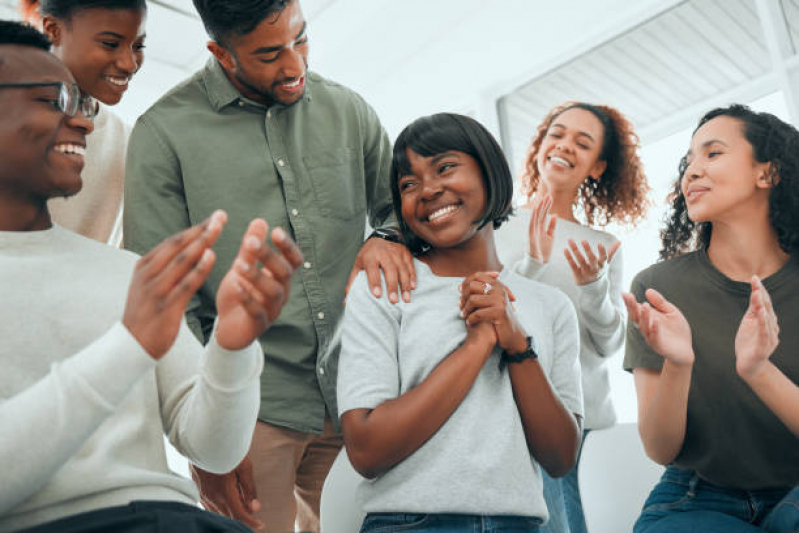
[0,0,796,532]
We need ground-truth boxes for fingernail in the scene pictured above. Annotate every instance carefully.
[457,285,462,293]
[201,249,213,265]
[459,310,464,318]
[246,236,261,250]
[372,287,381,297]
[411,280,417,289]
[389,293,398,303]
[236,259,250,272]
[403,291,411,302]
[273,227,286,242]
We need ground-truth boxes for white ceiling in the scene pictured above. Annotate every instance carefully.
[1,0,672,136]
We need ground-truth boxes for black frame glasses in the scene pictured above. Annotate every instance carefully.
[0,81,97,120]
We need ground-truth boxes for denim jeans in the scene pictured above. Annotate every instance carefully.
[539,430,589,533]
[359,513,543,532]
[634,465,799,533]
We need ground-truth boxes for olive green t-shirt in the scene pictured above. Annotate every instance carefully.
[624,250,799,490]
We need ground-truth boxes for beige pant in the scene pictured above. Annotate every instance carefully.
[249,417,343,533]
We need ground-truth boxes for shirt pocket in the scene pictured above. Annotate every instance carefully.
[303,148,365,220]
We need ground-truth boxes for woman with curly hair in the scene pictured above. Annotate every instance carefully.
[623,104,799,532]
[496,101,650,533]
[17,0,146,247]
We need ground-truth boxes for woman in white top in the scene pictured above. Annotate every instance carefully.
[496,102,650,533]
[19,0,145,246]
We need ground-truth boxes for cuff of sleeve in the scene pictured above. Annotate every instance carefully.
[515,254,547,279]
[578,269,610,305]
[67,322,157,408]
[202,335,264,392]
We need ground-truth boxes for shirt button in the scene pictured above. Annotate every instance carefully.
[238,101,245,107]
[304,261,312,269]
[291,208,299,217]
[317,312,325,320]
[318,367,325,375]
[267,109,272,119]
[277,159,285,167]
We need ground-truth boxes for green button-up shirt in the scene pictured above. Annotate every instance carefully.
[124,59,394,433]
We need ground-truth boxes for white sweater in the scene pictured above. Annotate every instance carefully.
[0,225,263,532]
[496,210,624,429]
[48,105,128,247]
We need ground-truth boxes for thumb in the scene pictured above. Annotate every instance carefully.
[236,457,260,511]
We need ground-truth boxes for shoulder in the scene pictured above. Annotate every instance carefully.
[54,226,140,275]
[307,71,377,118]
[136,70,206,129]
[630,252,699,292]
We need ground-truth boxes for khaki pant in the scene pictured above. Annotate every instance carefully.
[249,417,343,533]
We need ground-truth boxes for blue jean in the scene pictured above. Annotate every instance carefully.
[635,465,799,533]
[359,513,542,532]
[539,430,589,533]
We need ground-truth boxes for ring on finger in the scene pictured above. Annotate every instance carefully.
[483,282,492,294]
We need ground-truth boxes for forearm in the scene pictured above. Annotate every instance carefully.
[0,324,153,513]
[742,361,799,438]
[160,328,263,474]
[342,338,493,478]
[637,363,692,464]
[508,360,581,477]
[579,259,625,356]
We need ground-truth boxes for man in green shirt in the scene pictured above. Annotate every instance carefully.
[123,1,414,531]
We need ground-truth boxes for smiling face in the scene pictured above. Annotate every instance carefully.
[397,149,488,251]
[536,107,607,194]
[0,46,94,202]
[210,0,308,107]
[43,6,146,106]
[681,115,772,224]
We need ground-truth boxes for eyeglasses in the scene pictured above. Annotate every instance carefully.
[0,81,97,120]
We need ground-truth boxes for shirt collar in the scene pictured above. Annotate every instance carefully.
[202,57,313,112]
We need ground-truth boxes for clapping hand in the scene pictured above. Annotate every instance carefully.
[735,276,780,380]
[214,218,303,351]
[527,194,557,264]
[564,238,621,286]
[622,289,694,367]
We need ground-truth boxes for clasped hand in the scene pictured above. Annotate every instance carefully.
[122,211,303,359]
[458,272,527,356]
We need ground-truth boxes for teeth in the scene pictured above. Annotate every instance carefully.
[54,144,85,156]
[428,205,458,221]
[282,78,301,88]
[549,155,573,168]
[104,76,129,86]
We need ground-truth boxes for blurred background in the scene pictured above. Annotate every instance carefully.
[2,0,797,426]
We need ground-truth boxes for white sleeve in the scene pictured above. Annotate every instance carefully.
[576,244,626,358]
[549,298,584,418]
[156,320,263,474]
[512,254,549,281]
[337,272,401,415]
[0,323,155,514]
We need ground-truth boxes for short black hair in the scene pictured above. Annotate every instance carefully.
[39,0,146,20]
[0,19,51,49]
[391,113,514,254]
[192,0,291,45]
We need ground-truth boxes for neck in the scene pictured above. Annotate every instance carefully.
[535,181,579,223]
[706,213,789,281]
[422,225,503,277]
[0,196,52,232]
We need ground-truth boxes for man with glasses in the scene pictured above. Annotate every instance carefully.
[124,1,415,531]
[0,20,304,533]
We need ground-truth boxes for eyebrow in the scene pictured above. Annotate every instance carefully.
[686,139,728,157]
[430,151,458,165]
[550,123,596,143]
[251,22,307,55]
[95,31,125,39]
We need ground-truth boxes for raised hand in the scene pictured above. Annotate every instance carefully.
[459,272,527,356]
[215,219,303,351]
[527,194,557,264]
[564,238,621,286]
[122,211,226,359]
[622,289,694,367]
[735,276,780,380]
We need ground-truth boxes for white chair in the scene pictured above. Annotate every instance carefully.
[320,449,366,533]
[578,423,664,533]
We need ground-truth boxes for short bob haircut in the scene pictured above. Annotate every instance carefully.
[192,0,291,46]
[521,101,650,227]
[661,104,799,260]
[33,0,146,20]
[391,113,514,255]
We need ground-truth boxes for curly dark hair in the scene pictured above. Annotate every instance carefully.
[660,104,799,260]
[520,101,650,227]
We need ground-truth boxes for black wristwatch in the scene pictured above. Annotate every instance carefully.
[368,227,403,244]
[500,335,539,369]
